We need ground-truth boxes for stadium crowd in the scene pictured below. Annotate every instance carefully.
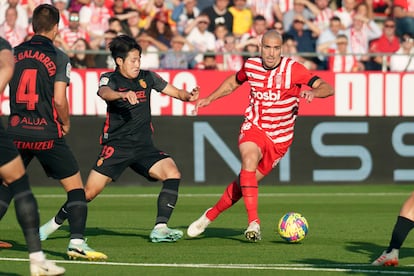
[0,0,413,72]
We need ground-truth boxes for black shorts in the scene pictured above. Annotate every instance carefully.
[0,124,19,166]
[92,143,171,182]
[12,136,79,180]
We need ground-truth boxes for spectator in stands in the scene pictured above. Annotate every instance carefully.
[136,30,167,69]
[196,52,218,69]
[274,0,294,22]
[318,34,363,72]
[313,0,334,32]
[171,0,200,35]
[112,0,127,16]
[236,35,259,51]
[283,0,318,32]
[281,33,305,64]
[53,0,69,31]
[146,10,174,47]
[185,13,216,65]
[241,37,259,61]
[67,0,88,13]
[26,0,52,22]
[0,6,27,47]
[139,0,176,32]
[390,33,414,71]
[391,0,414,36]
[201,0,233,34]
[60,11,90,48]
[228,0,252,38]
[218,33,244,71]
[247,0,281,28]
[197,0,214,11]
[334,0,356,29]
[0,0,29,30]
[94,29,117,69]
[69,38,97,68]
[160,34,196,69]
[79,0,113,46]
[214,23,228,52]
[316,16,344,69]
[344,13,382,67]
[123,8,141,38]
[354,1,374,22]
[238,15,267,44]
[370,0,391,16]
[274,21,285,35]
[286,14,321,69]
[365,0,391,17]
[367,18,400,70]
[108,16,127,35]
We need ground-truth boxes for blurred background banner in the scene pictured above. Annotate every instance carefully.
[3,116,412,186]
[1,69,413,116]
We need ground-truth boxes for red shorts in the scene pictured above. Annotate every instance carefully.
[238,122,291,176]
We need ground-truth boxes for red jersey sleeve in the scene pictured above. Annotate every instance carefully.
[290,61,319,88]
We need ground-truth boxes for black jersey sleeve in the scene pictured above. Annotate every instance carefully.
[148,71,168,92]
[54,47,71,85]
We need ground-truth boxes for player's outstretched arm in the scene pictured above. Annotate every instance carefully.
[98,86,138,105]
[193,74,240,114]
[54,81,71,135]
[162,84,200,102]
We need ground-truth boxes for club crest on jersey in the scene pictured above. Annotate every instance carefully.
[97,157,104,167]
[139,79,147,88]
[275,74,282,86]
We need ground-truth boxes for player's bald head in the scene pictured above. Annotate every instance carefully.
[261,30,283,44]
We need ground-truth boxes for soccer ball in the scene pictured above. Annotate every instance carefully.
[277,212,309,243]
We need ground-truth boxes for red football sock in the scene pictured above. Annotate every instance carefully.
[240,169,259,225]
[206,179,242,221]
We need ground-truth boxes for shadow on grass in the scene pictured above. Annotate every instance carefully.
[0,271,20,276]
[182,226,251,242]
[0,239,66,260]
[43,225,254,244]
[293,241,414,275]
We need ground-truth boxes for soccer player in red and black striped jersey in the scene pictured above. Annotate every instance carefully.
[39,34,200,243]
[0,36,66,275]
[4,4,106,261]
[187,29,334,241]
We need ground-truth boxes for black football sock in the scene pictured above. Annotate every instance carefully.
[387,216,414,252]
[9,174,41,253]
[54,201,69,225]
[66,189,87,240]
[0,182,12,220]
[155,179,179,225]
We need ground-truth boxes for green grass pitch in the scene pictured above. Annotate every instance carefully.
[2,184,414,275]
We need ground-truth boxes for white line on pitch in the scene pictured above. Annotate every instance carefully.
[1,258,413,274]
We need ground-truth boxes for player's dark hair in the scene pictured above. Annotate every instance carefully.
[109,35,142,62]
[32,4,60,33]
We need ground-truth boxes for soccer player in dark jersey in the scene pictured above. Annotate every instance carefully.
[4,4,106,261]
[39,34,200,243]
[187,30,334,241]
[0,36,65,276]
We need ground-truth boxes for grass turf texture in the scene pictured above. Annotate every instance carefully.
[1,184,414,275]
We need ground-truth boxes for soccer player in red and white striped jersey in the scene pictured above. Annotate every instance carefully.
[188,29,334,242]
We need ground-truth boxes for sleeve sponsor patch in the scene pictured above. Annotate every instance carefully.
[100,77,110,86]
[66,62,72,79]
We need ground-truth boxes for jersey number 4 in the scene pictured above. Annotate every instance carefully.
[16,69,39,110]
